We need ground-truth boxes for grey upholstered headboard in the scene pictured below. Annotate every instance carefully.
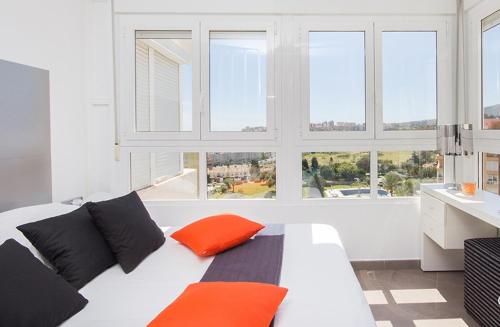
[0,60,52,212]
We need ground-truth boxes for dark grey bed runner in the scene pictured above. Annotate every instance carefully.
[201,224,285,285]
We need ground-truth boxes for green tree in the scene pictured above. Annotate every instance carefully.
[266,168,276,188]
[313,174,325,198]
[302,158,310,171]
[420,151,435,164]
[319,165,335,181]
[356,155,370,174]
[223,177,235,193]
[250,160,260,179]
[382,171,403,196]
[396,178,416,196]
[337,162,358,181]
[422,167,437,179]
[411,151,420,165]
[311,157,319,173]
[379,160,397,174]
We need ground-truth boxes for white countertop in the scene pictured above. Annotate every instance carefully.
[421,184,500,229]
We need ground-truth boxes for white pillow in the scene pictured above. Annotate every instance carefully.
[0,203,79,265]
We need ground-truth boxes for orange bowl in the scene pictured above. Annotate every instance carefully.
[462,182,477,196]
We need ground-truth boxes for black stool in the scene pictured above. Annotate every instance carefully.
[464,238,500,327]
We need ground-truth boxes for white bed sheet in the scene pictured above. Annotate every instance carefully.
[64,224,375,327]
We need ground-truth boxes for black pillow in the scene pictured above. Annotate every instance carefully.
[0,239,88,327]
[86,191,165,273]
[17,205,116,289]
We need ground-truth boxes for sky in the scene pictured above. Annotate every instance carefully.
[483,23,500,108]
[209,37,267,131]
[175,30,447,131]
[309,31,365,125]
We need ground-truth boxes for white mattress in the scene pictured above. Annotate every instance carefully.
[64,224,375,327]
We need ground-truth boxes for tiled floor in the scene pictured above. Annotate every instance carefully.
[354,268,480,327]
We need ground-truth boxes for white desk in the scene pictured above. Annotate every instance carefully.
[420,184,500,271]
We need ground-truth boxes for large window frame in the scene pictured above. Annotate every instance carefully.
[200,19,277,141]
[374,21,450,139]
[116,15,278,144]
[115,15,453,204]
[299,21,375,140]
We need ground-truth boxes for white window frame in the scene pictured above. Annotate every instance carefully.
[299,21,375,140]
[374,20,450,139]
[200,19,277,141]
[116,15,201,142]
[468,3,500,139]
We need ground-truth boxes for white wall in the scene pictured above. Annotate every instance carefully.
[88,0,456,261]
[147,201,421,261]
[0,0,88,202]
[114,0,457,15]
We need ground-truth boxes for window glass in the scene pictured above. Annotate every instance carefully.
[207,152,276,199]
[482,153,500,194]
[135,31,192,132]
[302,152,370,198]
[377,151,443,197]
[209,31,267,132]
[482,11,500,130]
[309,32,366,132]
[382,32,437,131]
[130,152,199,200]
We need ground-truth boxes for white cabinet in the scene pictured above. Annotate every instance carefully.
[421,193,497,250]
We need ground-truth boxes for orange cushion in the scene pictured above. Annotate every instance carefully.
[148,282,288,327]
[170,214,264,256]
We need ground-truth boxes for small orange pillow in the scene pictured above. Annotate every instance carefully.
[148,282,288,327]
[171,214,264,256]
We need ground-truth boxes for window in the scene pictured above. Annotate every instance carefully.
[482,153,500,194]
[207,152,276,199]
[309,32,366,132]
[130,152,199,200]
[382,32,437,131]
[302,152,370,199]
[209,31,267,132]
[377,151,443,197]
[482,10,500,130]
[135,31,193,132]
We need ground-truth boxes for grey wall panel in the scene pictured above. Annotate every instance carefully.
[0,60,52,212]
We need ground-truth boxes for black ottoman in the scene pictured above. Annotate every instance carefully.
[464,238,500,327]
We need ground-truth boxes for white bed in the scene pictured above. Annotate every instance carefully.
[0,205,375,326]
[66,224,375,327]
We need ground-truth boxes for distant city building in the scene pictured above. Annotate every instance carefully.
[208,164,251,181]
[241,126,267,132]
[383,119,436,131]
[207,153,276,181]
[208,152,274,166]
[309,121,365,131]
